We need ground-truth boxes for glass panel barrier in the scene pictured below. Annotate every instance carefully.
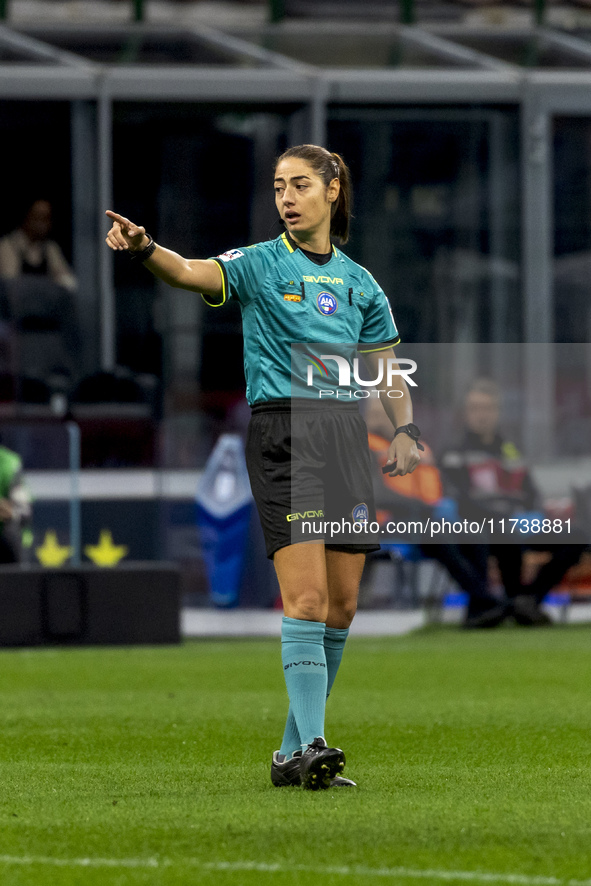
[328,107,522,345]
[554,116,591,345]
[112,103,292,468]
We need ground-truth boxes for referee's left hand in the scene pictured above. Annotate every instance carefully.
[384,434,421,477]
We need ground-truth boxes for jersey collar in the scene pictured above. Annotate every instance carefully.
[281,230,338,259]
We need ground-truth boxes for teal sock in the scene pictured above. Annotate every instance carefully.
[324,626,350,697]
[281,616,327,750]
[279,707,300,760]
[279,626,350,757]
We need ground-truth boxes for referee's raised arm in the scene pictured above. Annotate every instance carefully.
[104,210,223,298]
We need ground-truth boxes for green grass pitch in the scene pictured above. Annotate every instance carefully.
[1,625,591,886]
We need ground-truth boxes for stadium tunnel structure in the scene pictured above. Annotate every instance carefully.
[2,20,591,460]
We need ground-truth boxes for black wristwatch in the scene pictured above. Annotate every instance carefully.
[394,423,424,450]
[130,234,157,262]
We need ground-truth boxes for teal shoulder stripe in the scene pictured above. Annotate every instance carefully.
[201,259,228,307]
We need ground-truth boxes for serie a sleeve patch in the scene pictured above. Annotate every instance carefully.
[216,249,244,262]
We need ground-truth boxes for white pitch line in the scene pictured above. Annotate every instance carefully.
[0,856,590,886]
[202,863,591,885]
[0,855,161,868]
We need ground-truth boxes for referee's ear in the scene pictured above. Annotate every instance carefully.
[328,178,340,206]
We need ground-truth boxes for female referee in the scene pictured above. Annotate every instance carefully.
[105,144,421,790]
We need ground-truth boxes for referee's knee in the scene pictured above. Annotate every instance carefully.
[327,599,357,628]
[282,588,328,624]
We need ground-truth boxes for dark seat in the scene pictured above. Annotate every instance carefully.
[1,277,80,384]
[72,370,147,405]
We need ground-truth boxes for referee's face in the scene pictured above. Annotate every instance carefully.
[274,158,338,245]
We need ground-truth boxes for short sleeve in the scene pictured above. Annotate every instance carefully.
[204,246,265,307]
[358,280,400,353]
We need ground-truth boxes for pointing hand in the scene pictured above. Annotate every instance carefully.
[105,210,148,252]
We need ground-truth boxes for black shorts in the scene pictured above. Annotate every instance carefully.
[246,399,381,559]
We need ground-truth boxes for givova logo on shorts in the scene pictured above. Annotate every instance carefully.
[286,510,325,522]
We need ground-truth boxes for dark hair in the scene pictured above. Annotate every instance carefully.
[275,144,353,244]
[466,378,501,401]
[20,197,53,226]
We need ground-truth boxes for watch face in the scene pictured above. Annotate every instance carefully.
[407,424,421,438]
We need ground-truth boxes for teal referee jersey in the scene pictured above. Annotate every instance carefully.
[205,231,400,405]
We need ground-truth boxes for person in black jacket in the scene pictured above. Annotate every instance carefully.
[439,378,585,627]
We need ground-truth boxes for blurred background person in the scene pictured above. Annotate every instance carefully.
[0,437,32,564]
[0,198,80,394]
[0,199,77,292]
[439,378,586,627]
[365,394,510,627]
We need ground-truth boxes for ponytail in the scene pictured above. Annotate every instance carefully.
[329,152,352,244]
[275,144,353,244]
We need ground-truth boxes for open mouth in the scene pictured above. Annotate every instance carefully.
[284,211,301,224]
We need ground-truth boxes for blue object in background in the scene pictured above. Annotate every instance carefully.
[195,434,253,608]
[384,542,421,562]
[443,591,469,608]
[432,497,459,522]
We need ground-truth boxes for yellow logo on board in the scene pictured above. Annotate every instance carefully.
[85,530,129,567]
[36,531,73,567]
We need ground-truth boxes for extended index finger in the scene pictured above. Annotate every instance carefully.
[105,210,130,227]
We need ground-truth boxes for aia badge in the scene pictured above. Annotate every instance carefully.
[317,291,338,316]
[352,502,369,524]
